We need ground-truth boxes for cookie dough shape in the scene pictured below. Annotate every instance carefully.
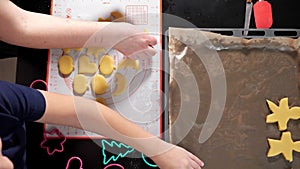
[78,55,98,74]
[99,55,115,75]
[98,17,111,22]
[58,55,74,75]
[63,48,71,55]
[73,48,83,52]
[110,11,125,22]
[113,73,127,96]
[117,59,140,71]
[96,97,107,105]
[267,131,300,162]
[91,74,108,95]
[86,48,105,58]
[73,74,89,95]
[266,98,300,131]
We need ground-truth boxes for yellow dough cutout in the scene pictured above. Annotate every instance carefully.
[117,59,140,71]
[73,48,83,52]
[91,74,108,95]
[58,55,74,75]
[110,11,125,22]
[96,97,107,106]
[86,48,105,58]
[267,131,300,162]
[73,74,89,95]
[266,98,300,131]
[113,73,127,96]
[99,55,116,75]
[78,55,98,74]
[63,48,71,55]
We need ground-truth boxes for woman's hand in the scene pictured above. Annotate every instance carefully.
[91,22,157,60]
[151,145,204,169]
[0,139,14,169]
[114,31,158,60]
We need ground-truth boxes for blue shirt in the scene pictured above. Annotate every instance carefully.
[0,80,46,169]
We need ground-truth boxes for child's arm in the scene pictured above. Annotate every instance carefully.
[0,139,14,169]
[0,0,156,59]
[37,91,204,169]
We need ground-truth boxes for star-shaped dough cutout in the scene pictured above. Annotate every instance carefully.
[266,98,300,131]
[267,131,300,162]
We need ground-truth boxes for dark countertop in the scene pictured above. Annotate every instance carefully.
[1,0,300,168]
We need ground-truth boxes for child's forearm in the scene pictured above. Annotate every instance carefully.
[37,91,172,157]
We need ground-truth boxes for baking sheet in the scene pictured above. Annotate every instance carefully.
[168,27,300,169]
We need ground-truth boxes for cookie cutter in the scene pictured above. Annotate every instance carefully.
[142,153,158,168]
[29,79,48,91]
[104,164,125,169]
[65,156,83,169]
[40,128,67,156]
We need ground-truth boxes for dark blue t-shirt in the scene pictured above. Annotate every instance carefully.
[0,80,46,169]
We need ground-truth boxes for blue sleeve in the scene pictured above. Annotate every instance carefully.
[0,80,46,122]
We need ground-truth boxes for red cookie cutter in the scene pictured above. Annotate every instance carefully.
[40,128,67,155]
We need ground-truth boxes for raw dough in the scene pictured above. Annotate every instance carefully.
[78,55,98,74]
[99,55,115,75]
[110,11,125,22]
[73,48,83,52]
[266,98,300,131]
[112,73,127,96]
[91,74,108,95]
[96,97,107,105]
[86,48,105,58]
[58,55,74,75]
[73,74,89,95]
[63,48,71,54]
[98,17,111,22]
[267,131,300,162]
[117,59,140,71]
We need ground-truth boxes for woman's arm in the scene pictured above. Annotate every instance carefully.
[0,0,156,58]
[37,91,204,169]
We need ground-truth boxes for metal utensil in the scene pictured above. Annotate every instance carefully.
[243,0,253,36]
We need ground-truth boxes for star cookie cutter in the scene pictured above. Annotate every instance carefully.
[40,128,67,155]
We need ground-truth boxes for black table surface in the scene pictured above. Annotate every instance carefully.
[1,0,300,168]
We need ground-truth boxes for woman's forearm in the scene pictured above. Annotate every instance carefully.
[0,0,109,49]
[0,0,156,58]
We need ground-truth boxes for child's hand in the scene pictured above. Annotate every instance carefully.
[151,145,204,169]
[0,139,14,169]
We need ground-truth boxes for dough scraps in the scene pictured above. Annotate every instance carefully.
[73,74,89,95]
[78,55,98,74]
[99,55,115,75]
[266,98,300,131]
[58,55,74,75]
[267,131,300,162]
[117,59,140,71]
[112,73,127,96]
[91,74,108,95]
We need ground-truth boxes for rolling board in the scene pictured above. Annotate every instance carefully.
[46,0,163,139]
